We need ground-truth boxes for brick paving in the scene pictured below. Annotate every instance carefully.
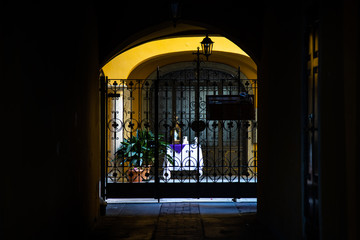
[153,203,202,240]
[89,201,274,240]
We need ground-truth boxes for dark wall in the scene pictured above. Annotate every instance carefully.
[257,2,360,239]
[319,2,359,239]
[97,1,264,66]
[257,6,304,239]
[1,3,100,239]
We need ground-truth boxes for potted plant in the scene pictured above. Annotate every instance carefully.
[115,129,173,182]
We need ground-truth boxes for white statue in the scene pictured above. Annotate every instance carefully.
[174,129,179,141]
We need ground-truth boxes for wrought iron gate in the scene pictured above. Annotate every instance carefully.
[101,67,257,199]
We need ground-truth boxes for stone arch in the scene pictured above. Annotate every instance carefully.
[100,21,260,69]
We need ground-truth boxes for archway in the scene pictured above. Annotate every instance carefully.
[100,31,257,200]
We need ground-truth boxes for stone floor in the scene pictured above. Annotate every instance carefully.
[89,199,275,240]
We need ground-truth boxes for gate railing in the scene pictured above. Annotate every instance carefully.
[101,69,257,198]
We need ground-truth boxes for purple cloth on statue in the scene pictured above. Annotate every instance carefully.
[170,144,186,153]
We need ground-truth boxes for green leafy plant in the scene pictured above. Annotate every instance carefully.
[115,129,173,167]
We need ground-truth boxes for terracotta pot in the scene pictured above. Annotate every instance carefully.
[127,168,144,183]
[142,165,152,181]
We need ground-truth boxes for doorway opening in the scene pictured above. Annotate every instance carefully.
[100,33,257,200]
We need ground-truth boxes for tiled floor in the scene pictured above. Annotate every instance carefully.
[89,200,275,240]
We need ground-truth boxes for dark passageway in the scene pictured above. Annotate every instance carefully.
[2,1,359,240]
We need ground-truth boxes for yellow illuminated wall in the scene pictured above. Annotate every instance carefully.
[102,36,255,79]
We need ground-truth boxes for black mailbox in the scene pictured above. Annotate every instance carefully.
[206,94,255,120]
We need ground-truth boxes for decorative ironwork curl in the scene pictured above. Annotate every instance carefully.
[107,118,123,132]
[124,119,139,132]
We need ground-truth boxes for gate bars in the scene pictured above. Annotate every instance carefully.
[101,68,257,199]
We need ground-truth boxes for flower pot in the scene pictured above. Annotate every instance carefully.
[127,168,144,183]
[142,165,152,181]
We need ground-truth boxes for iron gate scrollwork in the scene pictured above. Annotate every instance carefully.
[101,67,258,199]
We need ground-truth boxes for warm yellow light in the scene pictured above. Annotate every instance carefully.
[102,36,249,79]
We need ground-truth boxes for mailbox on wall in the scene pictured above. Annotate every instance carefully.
[206,94,255,120]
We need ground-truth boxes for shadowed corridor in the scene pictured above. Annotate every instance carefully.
[3,2,359,240]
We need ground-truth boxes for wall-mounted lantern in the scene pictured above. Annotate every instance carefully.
[200,34,214,60]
